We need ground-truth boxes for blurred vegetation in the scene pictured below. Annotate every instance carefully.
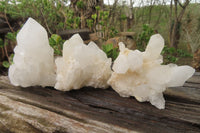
[1,32,17,68]
[102,44,119,61]
[0,0,199,70]
[49,34,65,56]
[136,24,154,51]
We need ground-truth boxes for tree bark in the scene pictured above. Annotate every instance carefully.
[148,0,155,24]
[126,0,134,30]
[169,0,190,48]
[110,0,119,27]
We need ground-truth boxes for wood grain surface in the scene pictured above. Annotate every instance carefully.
[0,73,199,133]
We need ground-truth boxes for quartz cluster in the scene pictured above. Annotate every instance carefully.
[108,34,195,109]
[9,18,56,87]
[55,34,112,91]
[8,18,195,109]
[8,18,111,90]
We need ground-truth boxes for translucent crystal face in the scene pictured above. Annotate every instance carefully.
[108,34,195,109]
[8,18,56,87]
[55,34,112,91]
[8,17,195,110]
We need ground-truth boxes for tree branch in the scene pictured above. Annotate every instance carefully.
[4,11,14,33]
[177,0,184,8]
[178,0,190,9]
[178,0,190,21]
[40,9,52,35]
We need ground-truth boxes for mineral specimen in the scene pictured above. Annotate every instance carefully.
[8,18,56,87]
[108,34,195,109]
[55,34,112,91]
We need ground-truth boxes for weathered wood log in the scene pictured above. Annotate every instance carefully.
[58,29,92,40]
[0,23,8,29]
[117,32,136,37]
[0,73,199,133]
[0,28,10,34]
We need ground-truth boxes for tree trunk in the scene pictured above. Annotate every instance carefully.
[171,20,181,49]
[110,0,119,28]
[126,0,134,30]
[169,0,173,47]
[169,0,190,48]
[81,10,85,29]
[148,0,155,24]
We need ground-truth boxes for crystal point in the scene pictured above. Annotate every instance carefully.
[8,18,56,87]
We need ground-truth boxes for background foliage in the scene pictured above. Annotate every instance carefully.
[0,0,199,70]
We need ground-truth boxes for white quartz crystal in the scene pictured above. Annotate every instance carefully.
[108,34,195,109]
[55,34,112,91]
[8,18,56,87]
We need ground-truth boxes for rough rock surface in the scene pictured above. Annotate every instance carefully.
[108,34,195,109]
[8,18,56,87]
[55,34,112,91]
[105,36,136,50]
[192,48,200,71]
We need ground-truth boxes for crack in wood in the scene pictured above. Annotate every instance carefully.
[0,74,200,132]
